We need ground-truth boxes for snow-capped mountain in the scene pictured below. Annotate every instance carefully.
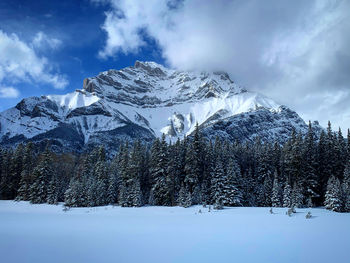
[0,61,320,152]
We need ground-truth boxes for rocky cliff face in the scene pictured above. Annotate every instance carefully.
[0,61,320,153]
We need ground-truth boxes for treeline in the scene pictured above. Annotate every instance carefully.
[0,122,349,212]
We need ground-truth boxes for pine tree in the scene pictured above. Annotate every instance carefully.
[291,181,304,208]
[107,173,117,205]
[64,178,82,207]
[341,162,350,212]
[0,150,13,199]
[211,158,225,207]
[334,128,346,178]
[118,142,130,207]
[149,136,173,206]
[271,170,282,207]
[222,157,243,206]
[47,176,59,204]
[347,129,350,161]
[16,143,35,201]
[127,141,143,207]
[301,121,319,205]
[283,183,292,208]
[94,147,109,206]
[178,183,192,207]
[8,144,24,199]
[201,141,214,205]
[183,125,203,205]
[324,175,343,212]
[30,149,53,204]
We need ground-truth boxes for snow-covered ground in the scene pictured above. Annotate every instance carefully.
[0,201,349,263]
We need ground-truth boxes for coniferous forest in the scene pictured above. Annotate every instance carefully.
[1,121,350,212]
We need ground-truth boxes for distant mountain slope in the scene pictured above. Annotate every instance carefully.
[0,61,321,152]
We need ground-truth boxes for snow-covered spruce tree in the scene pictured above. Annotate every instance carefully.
[201,141,214,205]
[64,177,85,207]
[271,170,282,207]
[127,140,143,207]
[92,147,109,206]
[107,172,118,205]
[324,175,343,212]
[167,142,181,204]
[0,150,13,199]
[301,121,319,205]
[222,157,243,206]
[47,176,59,204]
[149,135,173,206]
[178,183,192,208]
[263,175,273,207]
[256,144,273,206]
[283,183,292,208]
[29,149,53,204]
[333,128,346,179]
[242,168,256,206]
[118,142,130,207]
[8,144,24,199]
[184,124,203,205]
[291,181,304,208]
[211,158,225,207]
[16,142,35,201]
[342,162,350,212]
[317,130,330,199]
[347,129,350,161]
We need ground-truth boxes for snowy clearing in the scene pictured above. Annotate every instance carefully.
[0,201,349,263]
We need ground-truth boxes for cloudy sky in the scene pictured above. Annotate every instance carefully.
[0,0,349,131]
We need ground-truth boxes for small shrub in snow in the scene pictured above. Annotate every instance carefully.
[305,211,312,219]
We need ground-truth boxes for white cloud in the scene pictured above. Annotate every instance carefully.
[0,86,20,98]
[0,30,68,90]
[32,32,62,50]
[96,0,350,131]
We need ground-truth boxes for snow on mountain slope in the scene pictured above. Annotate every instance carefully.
[0,61,318,152]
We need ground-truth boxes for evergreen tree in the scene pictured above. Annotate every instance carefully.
[127,141,143,207]
[223,157,243,206]
[30,149,53,204]
[183,124,203,205]
[0,150,13,199]
[8,144,24,199]
[47,176,59,204]
[107,173,118,205]
[341,162,350,212]
[178,183,192,207]
[16,143,35,201]
[94,147,109,206]
[301,121,319,205]
[149,136,173,206]
[211,158,225,207]
[282,183,292,208]
[347,129,350,161]
[291,181,303,208]
[271,170,282,207]
[324,175,343,212]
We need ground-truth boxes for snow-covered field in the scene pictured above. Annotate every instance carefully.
[0,201,349,263]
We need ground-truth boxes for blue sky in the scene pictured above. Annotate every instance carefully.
[0,0,349,130]
[0,0,164,110]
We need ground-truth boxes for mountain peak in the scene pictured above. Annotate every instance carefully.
[0,61,320,153]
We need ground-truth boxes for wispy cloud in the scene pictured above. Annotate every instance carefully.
[0,86,20,98]
[32,31,62,50]
[0,30,68,90]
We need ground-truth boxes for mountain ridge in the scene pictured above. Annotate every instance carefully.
[0,61,321,153]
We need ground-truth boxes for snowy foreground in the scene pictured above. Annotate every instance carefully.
[0,201,349,263]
